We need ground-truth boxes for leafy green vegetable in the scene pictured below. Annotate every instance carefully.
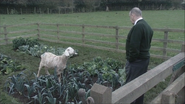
[12,37,40,50]
[12,37,26,50]
[0,53,25,75]
[5,57,126,104]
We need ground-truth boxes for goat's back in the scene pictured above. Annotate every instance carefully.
[40,52,61,68]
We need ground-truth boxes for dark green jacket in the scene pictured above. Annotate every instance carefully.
[126,19,153,62]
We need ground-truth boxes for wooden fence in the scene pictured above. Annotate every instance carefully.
[0,23,184,59]
[90,44,185,104]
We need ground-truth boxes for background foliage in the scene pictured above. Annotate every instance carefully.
[0,0,183,14]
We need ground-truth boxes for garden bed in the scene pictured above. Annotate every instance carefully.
[0,39,165,104]
[1,37,126,104]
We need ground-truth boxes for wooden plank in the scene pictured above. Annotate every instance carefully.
[58,35,81,41]
[181,43,185,52]
[152,38,183,44]
[39,28,116,38]
[119,26,131,30]
[150,54,170,59]
[5,23,36,28]
[7,34,37,40]
[83,24,116,29]
[0,32,4,35]
[0,42,11,45]
[84,39,116,45]
[161,91,175,104]
[151,72,185,104]
[176,88,185,104]
[91,83,112,104]
[8,29,37,34]
[40,29,82,35]
[41,34,82,41]
[84,32,115,37]
[112,53,184,104]
[40,23,83,27]
[153,28,185,32]
[151,46,181,53]
[169,66,184,85]
[39,38,126,53]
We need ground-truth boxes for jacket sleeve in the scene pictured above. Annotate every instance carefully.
[128,24,143,62]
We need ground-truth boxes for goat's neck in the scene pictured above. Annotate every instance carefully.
[60,55,69,65]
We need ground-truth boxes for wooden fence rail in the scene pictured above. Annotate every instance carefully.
[90,44,185,104]
[0,23,184,59]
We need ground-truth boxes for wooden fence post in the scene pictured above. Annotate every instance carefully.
[90,83,112,104]
[115,26,119,50]
[36,23,40,39]
[57,24,59,42]
[161,91,175,104]
[82,25,85,44]
[163,31,168,59]
[3,26,8,44]
[181,43,185,52]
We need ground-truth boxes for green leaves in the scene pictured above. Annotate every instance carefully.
[5,72,27,95]
[5,57,125,104]
[12,37,40,50]
[27,45,65,57]
[14,37,66,57]
[24,83,36,100]
[81,57,124,83]
[0,53,25,75]
[12,37,26,50]
[118,68,126,86]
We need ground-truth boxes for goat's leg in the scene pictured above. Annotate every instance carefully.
[57,73,61,83]
[45,68,50,75]
[37,65,43,77]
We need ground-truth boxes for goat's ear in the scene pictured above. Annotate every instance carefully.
[64,50,70,56]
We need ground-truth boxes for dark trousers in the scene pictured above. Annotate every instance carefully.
[125,58,149,104]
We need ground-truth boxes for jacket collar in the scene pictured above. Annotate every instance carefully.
[134,17,143,25]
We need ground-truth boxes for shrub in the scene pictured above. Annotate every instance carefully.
[12,37,26,50]
[25,38,40,48]
[12,37,40,50]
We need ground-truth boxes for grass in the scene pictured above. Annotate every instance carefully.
[0,10,184,57]
[0,10,184,28]
[0,10,184,104]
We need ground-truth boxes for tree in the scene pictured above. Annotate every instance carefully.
[61,0,74,7]
[82,0,101,11]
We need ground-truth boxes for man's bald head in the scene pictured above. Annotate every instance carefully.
[129,7,142,17]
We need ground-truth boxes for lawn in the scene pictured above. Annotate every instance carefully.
[0,10,184,29]
[0,10,184,104]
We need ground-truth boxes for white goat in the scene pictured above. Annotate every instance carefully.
[37,47,77,82]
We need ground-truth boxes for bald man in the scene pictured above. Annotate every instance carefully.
[125,7,153,104]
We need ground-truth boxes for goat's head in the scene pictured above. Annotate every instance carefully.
[64,47,78,57]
